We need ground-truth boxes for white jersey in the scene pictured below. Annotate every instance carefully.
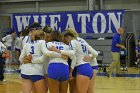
[22,36,30,47]
[2,35,13,47]
[15,36,23,50]
[0,42,6,53]
[90,58,98,66]
[19,40,61,76]
[77,37,98,66]
[46,41,76,68]
[43,57,49,74]
[61,39,98,66]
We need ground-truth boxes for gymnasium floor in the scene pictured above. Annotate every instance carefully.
[0,67,140,93]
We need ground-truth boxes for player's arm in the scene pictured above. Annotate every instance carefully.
[48,40,76,57]
[19,45,27,64]
[41,41,62,57]
[0,42,7,49]
[86,43,98,59]
[2,35,8,42]
[31,55,46,64]
[60,40,76,57]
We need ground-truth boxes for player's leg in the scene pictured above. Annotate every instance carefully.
[60,80,69,93]
[21,74,33,93]
[48,77,60,93]
[88,69,98,93]
[33,75,47,93]
[76,64,93,93]
[76,74,90,93]
[69,77,76,93]
[45,74,48,93]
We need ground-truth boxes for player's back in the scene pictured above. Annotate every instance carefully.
[70,39,89,66]
[20,40,46,76]
[47,41,69,65]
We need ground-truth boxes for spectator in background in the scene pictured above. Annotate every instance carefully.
[2,28,16,71]
[135,40,140,64]
[106,28,125,77]
[0,41,7,82]
[14,31,24,71]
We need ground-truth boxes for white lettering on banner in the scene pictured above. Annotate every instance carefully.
[33,15,39,23]
[78,14,90,33]
[14,11,123,33]
[49,15,61,31]
[92,13,106,33]
[108,12,122,33]
[66,14,76,31]
[15,16,31,32]
[41,15,47,27]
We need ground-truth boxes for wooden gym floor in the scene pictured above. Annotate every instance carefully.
[0,67,140,93]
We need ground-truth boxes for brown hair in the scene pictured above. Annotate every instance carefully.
[43,25,53,33]
[51,30,62,42]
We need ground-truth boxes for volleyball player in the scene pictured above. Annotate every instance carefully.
[63,28,98,93]
[46,30,76,93]
[2,29,16,71]
[49,29,98,93]
[14,31,23,66]
[19,30,62,93]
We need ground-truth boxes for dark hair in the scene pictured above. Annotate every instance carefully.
[8,28,15,34]
[22,28,29,37]
[43,25,53,33]
[51,30,62,42]
[28,22,42,31]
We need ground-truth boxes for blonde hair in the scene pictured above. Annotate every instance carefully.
[35,30,46,40]
[65,28,78,38]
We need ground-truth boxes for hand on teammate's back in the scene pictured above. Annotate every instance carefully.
[48,46,61,53]
[83,56,92,62]
[61,55,68,60]
[23,55,32,64]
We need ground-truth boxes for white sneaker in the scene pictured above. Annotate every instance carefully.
[2,79,6,82]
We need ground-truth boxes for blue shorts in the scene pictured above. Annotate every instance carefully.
[48,63,69,81]
[21,74,44,82]
[7,46,12,51]
[15,48,21,53]
[92,66,99,70]
[77,63,93,79]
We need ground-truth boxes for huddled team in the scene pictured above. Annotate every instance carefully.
[0,22,99,93]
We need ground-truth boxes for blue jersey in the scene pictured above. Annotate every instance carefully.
[111,33,121,52]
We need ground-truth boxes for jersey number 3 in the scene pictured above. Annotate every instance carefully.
[30,46,34,54]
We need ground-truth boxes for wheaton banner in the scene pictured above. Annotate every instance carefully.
[13,10,124,33]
